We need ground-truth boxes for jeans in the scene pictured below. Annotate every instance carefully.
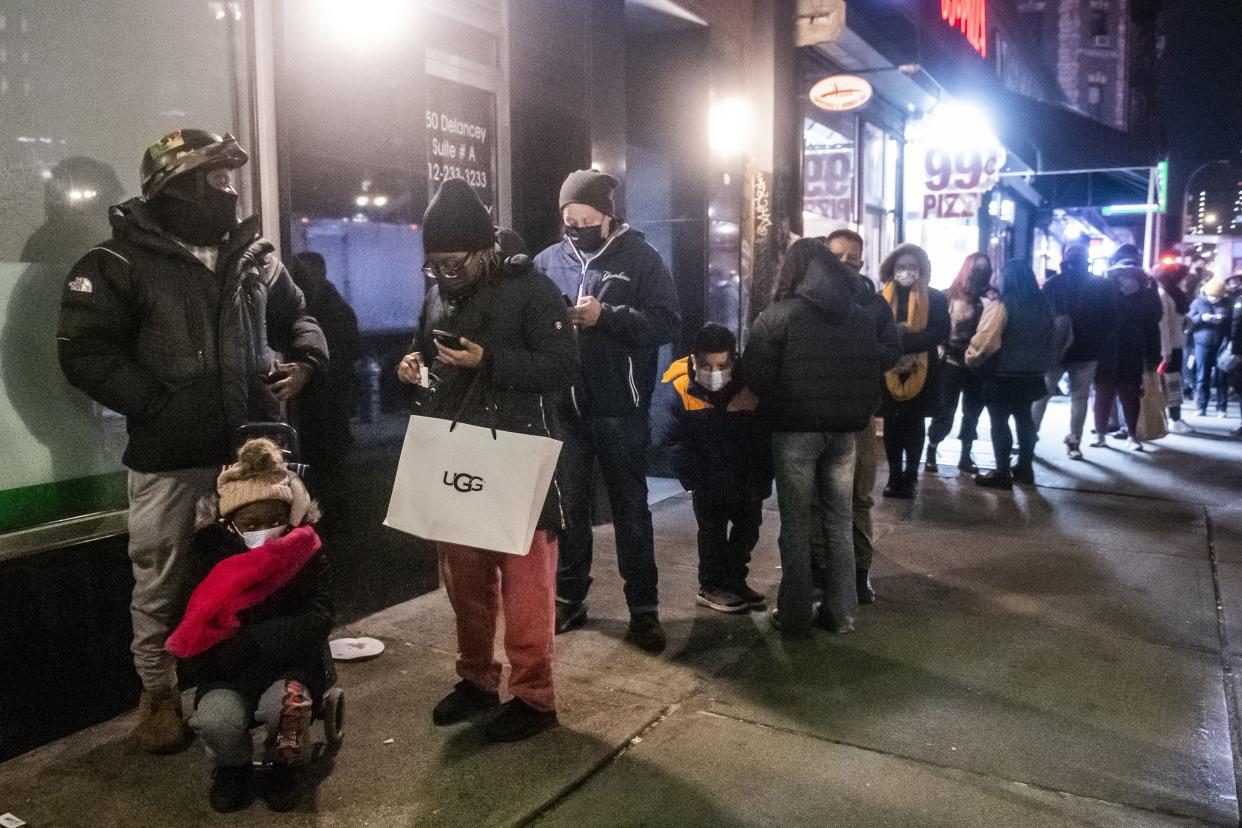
[555,412,658,611]
[852,422,878,574]
[882,407,926,483]
[439,532,558,712]
[190,680,294,767]
[1094,377,1141,439]
[691,492,763,592]
[127,467,220,690]
[1032,360,1097,445]
[985,383,1039,475]
[773,431,857,632]
[1194,343,1228,413]
[928,362,984,446]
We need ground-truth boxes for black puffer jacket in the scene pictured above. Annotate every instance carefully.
[743,257,901,433]
[410,254,577,530]
[1043,264,1118,363]
[57,200,328,472]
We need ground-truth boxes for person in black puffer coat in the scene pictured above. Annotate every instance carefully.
[743,240,899,637]
[1189,277,1233,416]
[878,243,951,498]
[396,178,576,744]
[1091,256,1162,450]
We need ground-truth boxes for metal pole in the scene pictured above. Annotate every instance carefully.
[1143,166,1157,269]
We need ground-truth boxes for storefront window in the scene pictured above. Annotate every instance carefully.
[802,108,855,239]
[0,1,255,536]
[861,122,902,280]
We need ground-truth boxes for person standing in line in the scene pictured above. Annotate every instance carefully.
[57,129,327,754]
[1189,277,1233,417]
[1031,245,1118,459]
[965,260,1054,489]
[743,240,898,636]
[877,243,950,499]
[823,229,898,604]
[534,170,681,653]
[1091,252,1162,451]
[926,252,992,475]
[1154,263,1193,433]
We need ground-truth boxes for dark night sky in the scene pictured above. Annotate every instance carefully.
[1156,0,1242,225]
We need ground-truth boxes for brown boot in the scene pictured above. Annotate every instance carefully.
[134,686,191,754]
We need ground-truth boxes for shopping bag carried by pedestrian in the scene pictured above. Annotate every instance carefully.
[1157,359,1183,408]
[384,414,562,555]
[1136,370,1168,443]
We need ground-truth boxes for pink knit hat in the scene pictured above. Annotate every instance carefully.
[216,438,314,526]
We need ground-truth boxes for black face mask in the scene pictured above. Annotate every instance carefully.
[969,265,992,294]
[435,252,491,301]
[151,180,238,247]
[565,224,607,254]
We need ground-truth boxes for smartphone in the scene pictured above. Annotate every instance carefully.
[431,329,461,349]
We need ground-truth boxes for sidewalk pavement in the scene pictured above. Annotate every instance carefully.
[2,400,1241,827]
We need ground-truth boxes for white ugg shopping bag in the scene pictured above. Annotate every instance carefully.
[384,415,562,555]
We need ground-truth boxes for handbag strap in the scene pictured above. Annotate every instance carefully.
[448,370,499,440]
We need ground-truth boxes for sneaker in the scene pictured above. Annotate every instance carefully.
[1011,464,1035,486]
[432,680,500,726]
[1171,419,1195,434]
[269,679,312,767]
[1127,438,1144,451]
[732,582,767,609]
[696,587,748,614]
[975,471,1013,490]
[554,601,588,635]
[1089,436,1107,448]
[484,699,558,743]
[856,572,876,604]
[626,611,667,653]
[1066,442,1084,461]
[1110,429,1129,440]
[209,764,254,813]
[957,455,978,474]
[261,765,302,813]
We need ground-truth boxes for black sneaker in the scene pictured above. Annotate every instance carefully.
[733,582,767,609]
[856,572,876,604]
[432,680,500,726]
[483,698,558,742]
[696,588,748,614]
[209,764,254,813]
[1011,464,1035,486]
[626,611,667,653]
[975,471,1013,490]
[262,765,302,813]
[555,601,588,635]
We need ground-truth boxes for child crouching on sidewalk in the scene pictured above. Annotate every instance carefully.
[663,323,774,613]
[166,438,333,814]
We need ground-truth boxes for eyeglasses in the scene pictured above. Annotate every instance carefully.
[422,254,471,280]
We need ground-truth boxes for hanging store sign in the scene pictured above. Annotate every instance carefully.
[919,145,1006,219]
[941,0,988,59]
[808,75,873,112]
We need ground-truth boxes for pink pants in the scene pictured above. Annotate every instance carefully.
[437,531,558,712]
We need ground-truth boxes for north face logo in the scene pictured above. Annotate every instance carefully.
[68,277,93,293]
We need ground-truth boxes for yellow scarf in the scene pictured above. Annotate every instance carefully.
[883,280,929,401]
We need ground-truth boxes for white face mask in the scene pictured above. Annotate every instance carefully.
[237,525,287,549]
[696,367,731,392]
[894,268,918,288]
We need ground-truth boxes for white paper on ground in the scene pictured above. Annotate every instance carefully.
[329,637,385,661]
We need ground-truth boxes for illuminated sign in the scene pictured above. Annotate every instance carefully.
[920,146,1005,219]
[942,0,988,58]
[808,75,873,112]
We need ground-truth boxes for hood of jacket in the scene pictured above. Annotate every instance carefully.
[878,242,932,288]
[110,197,264,268]
[794,257,855,322]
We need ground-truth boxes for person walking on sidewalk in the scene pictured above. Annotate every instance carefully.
[534,170,681,653]
[744,240,899,636]
[926,252,992,475]
[397,178,577,742]
[824,229,898,604]
[1031,245,1118,459]
[965,260,1054,489]
[663,323,772,614]
[57,129,327,755]
[1189,277,1233,417]
[878,243,950,499]
[1155,263,1193,432]
[1091,252,1162,452]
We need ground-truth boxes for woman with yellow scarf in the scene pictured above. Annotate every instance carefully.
[878,244,950,498]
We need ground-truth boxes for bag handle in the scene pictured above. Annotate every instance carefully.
[447,370,499,441]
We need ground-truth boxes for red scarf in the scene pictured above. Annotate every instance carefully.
[166,525,321,659]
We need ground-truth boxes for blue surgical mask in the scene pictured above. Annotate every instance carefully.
[237,525,287,549]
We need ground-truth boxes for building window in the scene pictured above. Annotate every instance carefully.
[0,2,256,537]
[1089,10,1111,46]
[802,108,856,238]
[1087,84,1102,105]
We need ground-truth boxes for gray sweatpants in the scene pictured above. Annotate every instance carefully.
[127,467,219,690]
[189,681,287,767]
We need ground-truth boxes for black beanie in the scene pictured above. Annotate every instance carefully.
[423,178,495,253]
[559,169,619,216]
